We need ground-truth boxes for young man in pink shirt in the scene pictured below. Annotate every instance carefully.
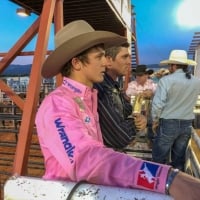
[35,20,200,200]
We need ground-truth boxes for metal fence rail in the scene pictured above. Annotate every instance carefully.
[185,130,200,178]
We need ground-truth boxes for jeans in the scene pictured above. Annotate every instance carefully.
[152,118,193,171]
[147,123,154,142]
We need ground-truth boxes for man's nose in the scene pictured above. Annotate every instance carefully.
[102,56,107,67]
[128,54,131,64]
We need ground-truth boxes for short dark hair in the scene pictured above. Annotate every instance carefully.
[105,42,130,60]
[61,44,104,77]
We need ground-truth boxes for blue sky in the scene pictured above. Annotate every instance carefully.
[0,0,200,65]
[133,0,200,64]
[0,0,54,64]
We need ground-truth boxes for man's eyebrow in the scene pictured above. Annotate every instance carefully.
[122,53,130,57]
[97,51,105,56]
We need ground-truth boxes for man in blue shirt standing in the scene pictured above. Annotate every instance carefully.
[151,49,200,171]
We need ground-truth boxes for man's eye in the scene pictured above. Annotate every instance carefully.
[97,55,104,59]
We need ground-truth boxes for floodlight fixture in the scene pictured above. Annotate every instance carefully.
[16,8,31,17]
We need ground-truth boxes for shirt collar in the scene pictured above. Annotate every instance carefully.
[103,73,121,89]
[62,77,97,98]
[174,69,184,74]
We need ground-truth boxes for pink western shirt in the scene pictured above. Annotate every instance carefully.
[35,77,169,194]
[126,79,157,98]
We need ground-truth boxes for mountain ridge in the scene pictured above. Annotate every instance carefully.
[0,64,163,77]
[0,64,32,76]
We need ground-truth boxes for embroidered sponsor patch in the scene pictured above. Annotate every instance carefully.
[54,118,75,164]
[63,79,81,93]
[84,116,91,123]
[73,97,85,112]
[137,162,159,190]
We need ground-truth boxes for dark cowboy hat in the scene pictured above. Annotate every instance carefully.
[42,20,127,78]
[132,65,154,76]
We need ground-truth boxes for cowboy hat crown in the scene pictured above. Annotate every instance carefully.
[132,65,154,75]
[160,50,197,66]
[42,20,127,78]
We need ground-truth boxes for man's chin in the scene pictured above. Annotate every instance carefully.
[95,77,104,83]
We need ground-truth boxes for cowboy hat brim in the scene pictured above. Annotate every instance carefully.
[160,59,197,66]
[42,31,127,78]
[132,69,154,75]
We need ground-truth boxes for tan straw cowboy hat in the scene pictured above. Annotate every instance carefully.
[42,20,127,78]
[160,50,197,66]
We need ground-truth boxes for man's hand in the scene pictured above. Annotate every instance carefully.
[133,114,147,131]
[142,89,153,98]
[152,120,159,134]
[170,171,200,200]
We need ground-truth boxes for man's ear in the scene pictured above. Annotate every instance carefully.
[71,57,82,70]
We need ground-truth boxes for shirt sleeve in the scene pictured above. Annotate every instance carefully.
[97,90,137,149]
[151,79,167,121]
[36,92,170,194]
[152,82,157,93]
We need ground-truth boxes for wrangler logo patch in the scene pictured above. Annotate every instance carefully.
[63,79,81,93]
[55,118,75,164]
